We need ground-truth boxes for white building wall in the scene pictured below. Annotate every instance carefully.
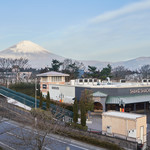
[49,84,75,104]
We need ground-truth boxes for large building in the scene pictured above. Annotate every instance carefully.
[37,71,150,112]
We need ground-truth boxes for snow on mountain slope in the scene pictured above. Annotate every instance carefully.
[0,40,50,57]
[0,40,150,69]
[0,41,65,68]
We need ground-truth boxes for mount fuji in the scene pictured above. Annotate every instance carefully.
[0,41,65,68]
[0,40,150,70]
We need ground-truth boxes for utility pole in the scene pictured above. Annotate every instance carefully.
[35,78,37,109]
[35,77,38,127]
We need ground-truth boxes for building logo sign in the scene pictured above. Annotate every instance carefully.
[52,87,59,90]
[130,88,150,94]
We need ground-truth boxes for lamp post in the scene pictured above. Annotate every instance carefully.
[59,93,64,103]
[35,78,37,109]
[34,77,38,127]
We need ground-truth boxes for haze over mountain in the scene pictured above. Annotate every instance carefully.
[0,40,150,70]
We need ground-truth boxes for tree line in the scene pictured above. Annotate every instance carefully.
[1,57,150,82]
[40,58,150,81]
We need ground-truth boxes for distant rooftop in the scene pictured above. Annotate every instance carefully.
[67,79,150,88]
[37,71,69,77]
[102,111,145,119]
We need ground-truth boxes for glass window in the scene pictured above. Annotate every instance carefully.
[43,84,47,89]
[42,77,47,82]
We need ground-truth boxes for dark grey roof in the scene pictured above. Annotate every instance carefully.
[37,71,69,77]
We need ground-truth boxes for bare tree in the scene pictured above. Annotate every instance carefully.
[0,97,69,150]
[11,57,28,69]
[139,64,150,79]
[112,66,132,81]
[0,57,29,84]
[0,58,13,85]
[62,59,85,79]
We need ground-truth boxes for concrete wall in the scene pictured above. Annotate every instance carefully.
[49,84,75,104]
[102,115,130,136]
[102,114,147,145]
[136,116,147,144]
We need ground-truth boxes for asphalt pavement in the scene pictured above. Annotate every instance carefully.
[0,119,106,150]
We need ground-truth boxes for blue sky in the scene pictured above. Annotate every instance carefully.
[0,0,150,62]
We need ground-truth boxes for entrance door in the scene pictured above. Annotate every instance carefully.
[140,126,144,144]
[94,102,103,112]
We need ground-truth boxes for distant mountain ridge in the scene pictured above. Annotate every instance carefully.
[82,57,150,70]
[0,40,150,70]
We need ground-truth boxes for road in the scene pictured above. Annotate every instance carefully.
[0,119,106,150]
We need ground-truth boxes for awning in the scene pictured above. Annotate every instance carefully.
[106,94,150,104]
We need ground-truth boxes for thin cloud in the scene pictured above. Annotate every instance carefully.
[89,0,150,24]
[40,0,150,61]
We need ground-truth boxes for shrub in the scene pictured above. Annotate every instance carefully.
[71,123,88,131]
[9,82,40,97]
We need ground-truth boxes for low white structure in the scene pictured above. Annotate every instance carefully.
[102,111,147,146]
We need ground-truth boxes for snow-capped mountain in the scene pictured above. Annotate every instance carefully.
[0,40,49,54]
[0,40,150,70]
[0,41,65,68]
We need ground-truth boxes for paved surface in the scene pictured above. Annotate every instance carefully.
[87,115,102,132]
[0,119,106,150]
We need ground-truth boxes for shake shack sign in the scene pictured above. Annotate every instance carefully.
[130,88,150,94]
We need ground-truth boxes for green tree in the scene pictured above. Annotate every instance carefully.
[84,65,100,78]
[80,100,86,126]
[88,66,97,73]
[100,64,112,80]
[73,98,78,124]
[80,89,94,112]
[50,59,62,72]
[39,92,43,108]
[46,92,50,110]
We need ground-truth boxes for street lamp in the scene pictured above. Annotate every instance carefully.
[59,93,64,103]
[35,78,37,109]
[34,78,38,127]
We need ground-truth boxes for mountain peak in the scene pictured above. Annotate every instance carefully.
[8,40,50,54]
[0,40,64,68]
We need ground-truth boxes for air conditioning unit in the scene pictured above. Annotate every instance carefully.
[107,126,112,134]
[128,129,136,138]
